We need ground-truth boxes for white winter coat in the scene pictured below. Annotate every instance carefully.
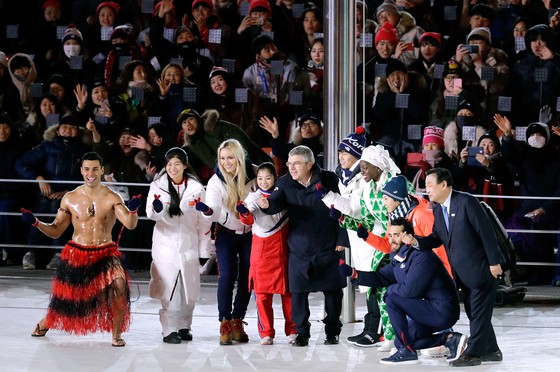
[204,172,257,233]
[322,162,378,293]
[146,175,213,304]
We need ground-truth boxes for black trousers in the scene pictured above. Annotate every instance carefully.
[291,289,343,337]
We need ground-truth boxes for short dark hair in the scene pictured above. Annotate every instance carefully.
[257,162,277,179]
[425,167,453,187]
[81,151,104,166]
[390,217,414,235]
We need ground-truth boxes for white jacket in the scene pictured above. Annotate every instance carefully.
[322,162,378,293]
[244,190,288,238]
[146,175,213,304]
[205,172,257,233]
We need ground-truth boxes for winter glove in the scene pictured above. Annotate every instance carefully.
[195,197,213,215]
[339,259,357,280]
[152,194,163,213]
[329,204,343,221]
[127,194,142,214]
[21,208,39,226]
[314,183,327,199]
[235,201,249,216]
[357,223,369,240]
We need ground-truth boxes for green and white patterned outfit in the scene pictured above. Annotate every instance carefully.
[339,172,416,341]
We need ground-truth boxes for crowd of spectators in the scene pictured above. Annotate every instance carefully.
[1,0,560,284]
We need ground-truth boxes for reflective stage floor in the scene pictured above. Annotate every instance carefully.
[1,268,559,372]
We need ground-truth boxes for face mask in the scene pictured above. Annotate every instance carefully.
[455,115,476,129]
[14,73,27,82]
[63,44,81,58]
[528,134,546,148]
[112,43,128,54]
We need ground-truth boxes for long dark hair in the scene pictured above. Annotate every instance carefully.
[163,147,199,217]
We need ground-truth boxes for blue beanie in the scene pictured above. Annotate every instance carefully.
[338,126,367,160]
[381,175,408,202]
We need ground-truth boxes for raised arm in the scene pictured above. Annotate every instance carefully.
[114,193,140,230]
[21,197,72,239]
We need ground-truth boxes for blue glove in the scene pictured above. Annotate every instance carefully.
[195,197,213,215]
[329,205,343,221]
[21,208,38,226]
[152,194,163,213]
[339,259,357,279]
[235,201,249,215]
[314,183,327,199]
[357,223,369,240]
[127,194,142,213]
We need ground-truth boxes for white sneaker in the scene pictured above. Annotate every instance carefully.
[287,334,297,344]
[422,345,450,358]
[261,336,274,345]
[22,252,35,270]
[376,339,394,352]
[46,253,61,270]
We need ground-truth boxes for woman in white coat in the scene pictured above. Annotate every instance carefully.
[146,147,213,344]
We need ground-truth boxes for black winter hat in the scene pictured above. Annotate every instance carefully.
[251,34,275,55]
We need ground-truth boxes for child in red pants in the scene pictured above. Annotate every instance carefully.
[236,162,296,345]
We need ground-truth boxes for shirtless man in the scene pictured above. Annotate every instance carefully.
[21,152,141,347]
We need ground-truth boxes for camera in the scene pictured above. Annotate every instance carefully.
[254,17,264,26]
[464,44,479,54]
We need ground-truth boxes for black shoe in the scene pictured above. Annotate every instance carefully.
[292,334,309,347]
[346,331,365,344]
[163,332,182,344]
[450,353,482,367]
[481,349,502,363]
[324,335,339,345]
[354,333,381,348]
[178,328,193,341]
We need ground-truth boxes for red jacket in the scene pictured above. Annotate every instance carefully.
[365,196,452,277]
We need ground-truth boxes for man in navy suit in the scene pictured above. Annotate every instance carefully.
[340,218,469,365]
[404,168,504,366]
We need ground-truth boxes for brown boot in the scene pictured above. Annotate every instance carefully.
[219,319,233,345]
[230,319,249,343]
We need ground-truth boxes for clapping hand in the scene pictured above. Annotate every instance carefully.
[21,208,39,226]
[152,194,163,213]
[356,223,369,240]
[195,197,213,215]
[127,194,142,213]
[338,259,357,279]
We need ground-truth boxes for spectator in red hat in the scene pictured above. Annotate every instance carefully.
[375,1,424,66]
[29,0,65,77]
[356,22,398,125]
[83,1,121,66]
[189,0,235,60]
[236,0,276,71]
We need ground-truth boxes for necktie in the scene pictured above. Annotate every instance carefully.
[441,205,450,232]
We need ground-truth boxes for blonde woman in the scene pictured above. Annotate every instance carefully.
[194,139,257,345]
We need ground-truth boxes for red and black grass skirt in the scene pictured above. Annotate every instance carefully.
[44,241,131,335]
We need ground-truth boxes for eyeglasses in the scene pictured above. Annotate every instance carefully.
[286,161,306,168]
[444,76,459,82]
[300,122,318,130]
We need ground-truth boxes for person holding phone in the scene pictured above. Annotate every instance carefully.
[454,27,509,119]
[453,130,514,220]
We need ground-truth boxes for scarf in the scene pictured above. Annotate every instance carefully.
[389,195,417,222]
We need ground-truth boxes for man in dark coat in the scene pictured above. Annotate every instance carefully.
[340,218,467,365]
[405,168,505,367]
[260,145,349,347]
